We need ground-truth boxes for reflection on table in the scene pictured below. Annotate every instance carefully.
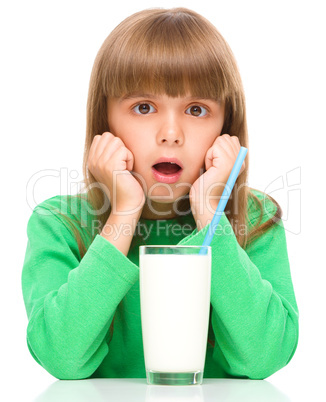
[33,378,291,402]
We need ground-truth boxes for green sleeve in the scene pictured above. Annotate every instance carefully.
[21,206,139,380]
[178,213,299,379]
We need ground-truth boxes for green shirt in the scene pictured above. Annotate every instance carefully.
[21,189,299,380]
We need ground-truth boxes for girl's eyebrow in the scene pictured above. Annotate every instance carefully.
[119,93,158,102]
[119,93,218,102]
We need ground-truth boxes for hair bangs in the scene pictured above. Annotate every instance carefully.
[85,8,255,249]
[102,10,230,102]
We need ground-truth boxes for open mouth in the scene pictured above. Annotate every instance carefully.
[152,162,182,175]
[151,161,183,184]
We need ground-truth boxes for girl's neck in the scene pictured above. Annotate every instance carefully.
[140,197,191,220]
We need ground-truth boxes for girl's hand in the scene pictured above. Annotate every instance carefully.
[189,134,246,227]
[87,132,146,214]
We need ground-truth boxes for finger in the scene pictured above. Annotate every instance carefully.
[215,135,235,158]
[97,135,125,163]
[229,135,241,154]
[109,145,134,172]
[204,146,214,170]
[89,132,115,163]
[226,138,245,174]
[219,134,242,160]
[228,136,246,173]
[204,140,227,170]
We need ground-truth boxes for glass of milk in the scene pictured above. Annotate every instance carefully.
[139,245,211,386]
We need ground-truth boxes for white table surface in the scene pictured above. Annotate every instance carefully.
[30,378,291,402]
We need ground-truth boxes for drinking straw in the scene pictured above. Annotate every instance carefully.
[199,147,248,255]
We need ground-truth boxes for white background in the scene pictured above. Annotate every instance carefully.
[1,0,325,401]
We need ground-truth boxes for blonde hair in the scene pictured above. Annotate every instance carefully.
[62,7,281,258]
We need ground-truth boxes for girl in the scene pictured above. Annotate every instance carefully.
[22,7,299,380]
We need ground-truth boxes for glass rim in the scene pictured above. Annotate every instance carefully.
[139,245,211,255]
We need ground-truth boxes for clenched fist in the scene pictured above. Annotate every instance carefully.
[189,134,246,223]
[87,132,145,214]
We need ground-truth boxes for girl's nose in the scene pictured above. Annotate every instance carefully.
[156,118,184,146]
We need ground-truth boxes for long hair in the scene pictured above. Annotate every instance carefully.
[56,7,282,343]
[78,7,281,253]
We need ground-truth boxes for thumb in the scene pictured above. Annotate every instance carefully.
[125,148,134,171]
[205,146,214,170]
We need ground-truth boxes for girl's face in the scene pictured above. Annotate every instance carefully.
[107,93,224,214]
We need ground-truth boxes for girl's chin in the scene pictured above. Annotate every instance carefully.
[145,192,189,204]
[144,194,191,213]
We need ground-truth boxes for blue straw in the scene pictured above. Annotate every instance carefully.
[199,147,248,255]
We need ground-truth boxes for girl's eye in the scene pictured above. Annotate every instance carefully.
[133,103,155,114]
[185,105,208,117]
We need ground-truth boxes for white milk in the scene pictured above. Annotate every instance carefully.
[140,253,211,373]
